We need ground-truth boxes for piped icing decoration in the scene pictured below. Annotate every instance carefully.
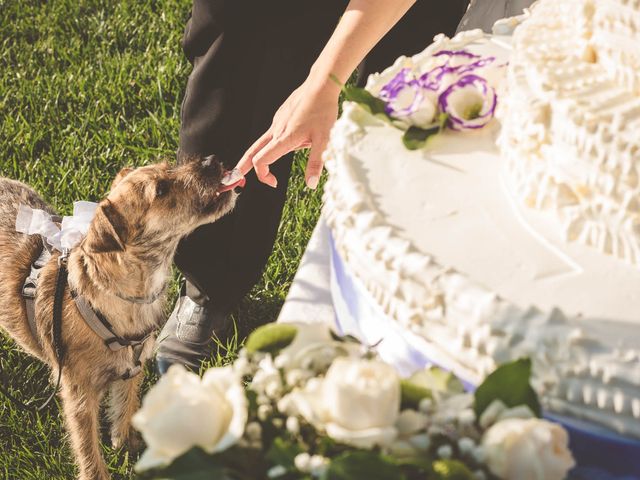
[497,0,640,267]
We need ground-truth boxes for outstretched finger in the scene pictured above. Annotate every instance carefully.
[305,135,329,190]
[236,131,273,176]
[252,137,295,188]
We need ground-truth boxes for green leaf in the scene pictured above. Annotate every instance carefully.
[391,456,434,472]
[473,358,542,419]
[402,125,441,151]
[141,448,231,480]
[245,323,298,354]
[323,452,405,480]
[409,367,465,396]
[341,85,389,117]
[429,460,474,480]
[400,379,432,409]
[266,437,304,470]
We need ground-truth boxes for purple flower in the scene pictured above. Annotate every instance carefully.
[379,68,437,127]
[379,68,424,117]
[438,74,498,131]
[419,50,497,93]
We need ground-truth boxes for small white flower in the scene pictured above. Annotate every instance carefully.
[309,455,330,478]
[246,422,262,442]
[409,433,431,451]
[294,452,311,472]
[234,357,250,375]
[396,409,428,436]
[478,399,507,429]
[418,397,434,413]
[482,418,575,480]
[286,416,300,435]
[457,409,476,426]
[132,365,247,472]
[267,465,288,478]
[277,394,295,415]
[274,354,288,369]
[285,369,306,386]
[437,444,453,459]
[258,404,272,421]
[265,379,282,398]
[251,355,281,395]
[458,437,475,455]
[433,393,474,426]
[472,446,486,464]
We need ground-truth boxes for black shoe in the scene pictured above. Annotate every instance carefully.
[155,296,233,375]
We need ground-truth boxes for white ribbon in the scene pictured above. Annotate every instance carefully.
[15,201,99,252]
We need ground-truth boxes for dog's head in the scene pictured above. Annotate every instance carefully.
[83,156,241,255]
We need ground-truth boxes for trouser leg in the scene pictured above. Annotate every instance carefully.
[175,0,346,314]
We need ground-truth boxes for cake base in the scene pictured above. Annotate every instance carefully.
[278,218,640,479]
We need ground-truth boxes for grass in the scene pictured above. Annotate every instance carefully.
[0,1,324,478]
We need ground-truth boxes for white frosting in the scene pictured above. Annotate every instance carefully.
[499,0,640,266]
[323,32,640,437]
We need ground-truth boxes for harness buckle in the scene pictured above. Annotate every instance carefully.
[58,249,69,266]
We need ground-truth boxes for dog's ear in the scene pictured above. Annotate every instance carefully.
[111,167,133,191]
[84,200,128,253]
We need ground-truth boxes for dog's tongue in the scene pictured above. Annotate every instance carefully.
[218,169,246,193]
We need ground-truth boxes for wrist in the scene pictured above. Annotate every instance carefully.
[306,66,343,99]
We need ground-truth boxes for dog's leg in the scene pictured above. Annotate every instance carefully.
[60,380,109,480]
[108,376,143,451]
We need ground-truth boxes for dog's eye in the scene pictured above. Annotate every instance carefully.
[155,180,169,198]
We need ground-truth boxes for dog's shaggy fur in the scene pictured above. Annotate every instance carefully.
[0,158,237,480]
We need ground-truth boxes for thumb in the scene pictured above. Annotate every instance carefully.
[305,135,329,190]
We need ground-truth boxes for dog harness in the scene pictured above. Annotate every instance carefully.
[22,241,153,381]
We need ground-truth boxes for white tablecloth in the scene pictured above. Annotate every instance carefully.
[277,218,335,325]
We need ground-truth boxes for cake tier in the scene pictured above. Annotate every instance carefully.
[499,0,640,267]
[323,34,640,438]
[593,0,640,95]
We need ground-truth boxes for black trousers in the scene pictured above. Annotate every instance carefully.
[175,0,468,314]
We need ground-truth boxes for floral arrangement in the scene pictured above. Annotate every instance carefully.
[337,48,504,150]
[133,322,575,480]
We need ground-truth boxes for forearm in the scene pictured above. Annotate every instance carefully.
[307,0,416,94]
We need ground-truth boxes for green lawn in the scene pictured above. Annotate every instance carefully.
[0,1,322,478]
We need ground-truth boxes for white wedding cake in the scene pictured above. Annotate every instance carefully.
[323,0,640,441]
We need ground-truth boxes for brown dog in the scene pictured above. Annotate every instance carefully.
[0,158,239,480]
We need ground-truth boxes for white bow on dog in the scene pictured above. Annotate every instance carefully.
[16,201,99,252]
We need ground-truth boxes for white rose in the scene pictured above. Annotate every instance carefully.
[482,418,575,480]
[133,365,248,472]
[289,357,400,449]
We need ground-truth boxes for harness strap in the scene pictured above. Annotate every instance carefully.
[23,247,53,341]
[21,245,153,382]
[72,293,151,380]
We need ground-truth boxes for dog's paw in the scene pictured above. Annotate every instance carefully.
[111,430,142,453]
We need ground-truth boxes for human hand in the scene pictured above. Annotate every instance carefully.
[235,79,340,190]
